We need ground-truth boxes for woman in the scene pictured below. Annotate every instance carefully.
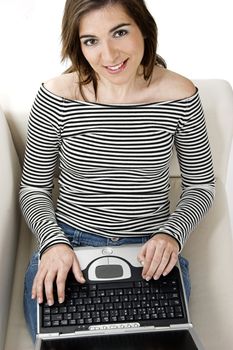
[21,0,215,341]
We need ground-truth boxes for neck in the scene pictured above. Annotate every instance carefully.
[96,67,145,104]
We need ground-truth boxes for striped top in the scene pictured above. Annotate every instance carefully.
[20,84,215,256]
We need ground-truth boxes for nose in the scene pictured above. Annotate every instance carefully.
[101,40,119,64]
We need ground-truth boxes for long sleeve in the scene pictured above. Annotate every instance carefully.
[152,94,215,250]
[19,88,72,256]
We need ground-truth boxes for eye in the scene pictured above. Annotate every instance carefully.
[82,38,98,47]
[113,29,128,38]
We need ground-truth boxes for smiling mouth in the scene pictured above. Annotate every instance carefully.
[105,59,128,73]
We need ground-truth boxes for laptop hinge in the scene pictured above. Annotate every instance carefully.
[40,332,60,338]
[170,323,193,330]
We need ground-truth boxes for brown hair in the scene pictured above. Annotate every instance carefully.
[61,0,166,100]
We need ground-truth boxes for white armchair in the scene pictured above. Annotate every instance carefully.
[1,79,233,350]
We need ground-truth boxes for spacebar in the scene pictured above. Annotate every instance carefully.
[98,281,134,289]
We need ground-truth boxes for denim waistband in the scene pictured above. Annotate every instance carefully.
[57,221,149,247]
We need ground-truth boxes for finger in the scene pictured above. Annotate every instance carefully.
[72,257,85,283]
[153,248,172,280]
[162,251,178,277]
[142,242,161,278]
[56,267,70,304]
[142,247,155,277]
[32,267,47,304]
[137,243,147,265]
[143,244,165,280]
[32,276,37,300]
[44,270,57,305]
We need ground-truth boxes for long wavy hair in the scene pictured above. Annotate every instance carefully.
[61,0,166,100]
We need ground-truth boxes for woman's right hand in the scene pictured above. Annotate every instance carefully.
[32,244,85,305]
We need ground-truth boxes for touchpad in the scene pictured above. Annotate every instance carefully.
[96,264,123,278]
[88,256,131,280]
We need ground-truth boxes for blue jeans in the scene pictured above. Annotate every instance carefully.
[24,222,191,343]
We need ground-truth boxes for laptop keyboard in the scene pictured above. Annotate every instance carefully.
[41,276,185,330]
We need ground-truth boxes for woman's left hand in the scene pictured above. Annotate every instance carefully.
[137,233,179,281]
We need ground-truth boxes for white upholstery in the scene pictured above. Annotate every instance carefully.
[0,107,21,350]
[1,79,233,350]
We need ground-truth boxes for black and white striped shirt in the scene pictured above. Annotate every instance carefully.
[20,84,215,256]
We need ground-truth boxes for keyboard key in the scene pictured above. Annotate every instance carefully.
[89,284,97,291]
[110,316,118,322]
[77,319,85,325]
[151,313,159,319]
[51,307,59,314]
[85,318,93,324]
[51,314,63,321]
[96,304,104,311]
[106,290,114,296]
[77,305,86,312]
[61,320,68,326]
[169,299,181,306]
[82,312,91,319]
[59,306,67,313]
[93,297,101,304]
[97,290,105,297]
[73,312,82,320]
[102,296,110,303]
[105,303,114,310]
[43,315,51,322]
[115,289,123,296]
[64,313,72,320]
[68,306,76,313]
[69,319,77,325]
[44,308,51,315]
[86,304,95,312]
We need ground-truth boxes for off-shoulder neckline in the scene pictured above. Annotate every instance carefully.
[40,83,199,108]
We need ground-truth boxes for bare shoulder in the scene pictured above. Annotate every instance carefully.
[151,67,196,101]
[164,69,196,99]
[44,73,78,100]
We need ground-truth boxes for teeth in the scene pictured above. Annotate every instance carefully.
[107,62,124,71]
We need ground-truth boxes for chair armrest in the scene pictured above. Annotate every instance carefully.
[0,107,21,350]
[183,179,233,349]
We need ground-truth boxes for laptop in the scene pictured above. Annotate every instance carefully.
[35,244,204,350]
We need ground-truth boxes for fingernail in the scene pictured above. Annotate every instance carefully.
[146,276,151,281]
[153,275,159,280]
[80,277,85,283]
[140,260,144,266]
[48,299,53,306]
[59,298,64,304]
[38,297,42,304]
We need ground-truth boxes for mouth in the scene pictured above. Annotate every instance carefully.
[104,59,128,74]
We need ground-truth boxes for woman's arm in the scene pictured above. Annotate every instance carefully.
[158,91,215,248]
[20,86,85,304]
[138,89,215,280]
[19,86,71,255]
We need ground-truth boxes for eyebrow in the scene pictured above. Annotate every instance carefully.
[79,23,131,40]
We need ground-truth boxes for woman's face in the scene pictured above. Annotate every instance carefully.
[79,4,145,85]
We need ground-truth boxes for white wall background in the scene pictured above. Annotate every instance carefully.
[146,0,233,84]
[0,0,232,113]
